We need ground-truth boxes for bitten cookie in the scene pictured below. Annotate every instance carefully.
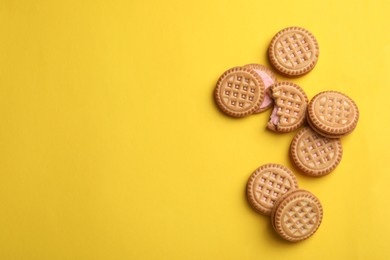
[246,163,298,216]
[267,82,308,132]
[271,189,323,242]
[214,67,265,117]
[307,91,359,138]
[243,64,277,113]
[268,27,319,77]
[290,127,343,177]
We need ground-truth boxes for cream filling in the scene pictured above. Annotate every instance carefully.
[255,69,274,109]
[270,105,280,126]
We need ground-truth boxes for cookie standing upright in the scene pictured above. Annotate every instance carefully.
[307,91,359,138]
[267,82,308,133]
[268,27,319,77]
[243,64,277,113]
[290,127,343,177]
[214,67,265,117]
[246,163,298,216]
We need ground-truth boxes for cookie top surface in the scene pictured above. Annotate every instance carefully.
[243,64,277,113]
[268,27,319,77]
[246,163,298,216]
[267,82,308,132]
[290,127,343,176]
[215,67,265,117]
[307,91,359,136]
[271,189,323,242]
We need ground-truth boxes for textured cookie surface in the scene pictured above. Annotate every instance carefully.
[268,27,319,77]
[290,127,342,176]
[246,163,298,216]
[243,64,277,113]
[215,67,265,117]
[271,189,323,242]
[307,91,359,137]
[267,82,308,132]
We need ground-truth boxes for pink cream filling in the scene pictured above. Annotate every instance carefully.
[254,69,274,109]
[270,105,279,125]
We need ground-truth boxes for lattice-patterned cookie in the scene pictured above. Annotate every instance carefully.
[268,27,319,77]
[307,91,359,138]
[246,163,298,216]
[271,189,323,242]
[267,82,308,132]
[215,67,265,117]
[290,127,342,177]
[243,64,277,113]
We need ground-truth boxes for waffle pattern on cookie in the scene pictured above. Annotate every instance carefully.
[247,164,298,215]
[269,82,308,132]
[275,32,313,69]
[291,127,342,176]
[215,67,264,117]
[282,198,319,237]
[314,94,356,127]
[272,189,323,242]
[308,91,359,136]
[269,27,319,77]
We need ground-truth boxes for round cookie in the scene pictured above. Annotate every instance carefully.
[214,67,265,117]
[271,189,323,242]
[307,91,359,138]
[246,163,298,216]
[243,64,277,113]
[290,127,343,177]
[268,27,319,77]
[267,82,308,133]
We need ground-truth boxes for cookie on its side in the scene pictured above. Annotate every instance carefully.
[267,82,308,133]
[290,127,343,177]
[214,67,265,117]
[246,163,298,216]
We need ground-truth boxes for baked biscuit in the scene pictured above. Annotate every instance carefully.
[290,127,342,177]
[247,163,298,216]
[215,67,265,117]
[271,189,323,242]
[307,91,359,138]
[267,82,308,132]
[268,27,319,77]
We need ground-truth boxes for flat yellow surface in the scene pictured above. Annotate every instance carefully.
[0,0,389,259]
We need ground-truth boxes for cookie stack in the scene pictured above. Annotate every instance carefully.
[247,164,323,242]
[214,27,359,241]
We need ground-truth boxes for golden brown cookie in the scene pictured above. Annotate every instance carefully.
[246,163,298,216]
[307,91,359,138]
[290,127,342,177]
[214,67,265,117]
[243,64,277,113]
[271,189,323,242]
[267,82,308,132]
[268,27,319,77]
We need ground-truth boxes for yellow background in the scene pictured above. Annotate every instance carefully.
[0,0,389,259]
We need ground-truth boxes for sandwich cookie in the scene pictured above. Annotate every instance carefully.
[271,189,323,242]
[215,67,265,117]
[268,27,319,77]
[290,127,342,177]
[307,91,359,138]
[267,82,308,133]
[247,163,298,216]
